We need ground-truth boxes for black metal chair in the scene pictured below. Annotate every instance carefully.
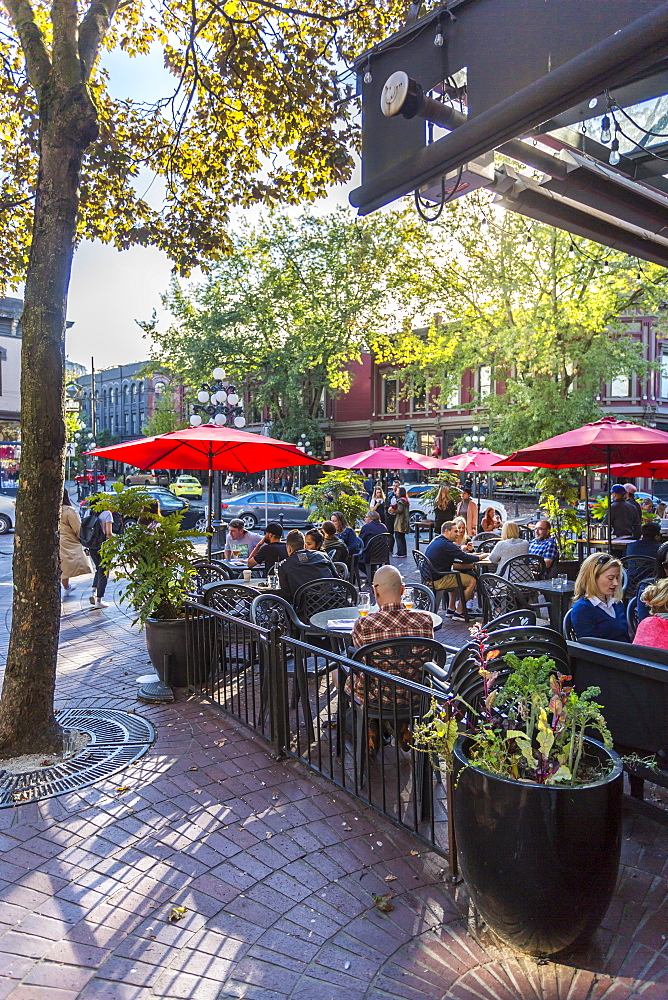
[486,609,537,631]
[324,540,349,563]
[483,625,570,673]
[620,556,656,601]
[344,637,449,783]
[503,553,547,585]
[201,581,257,620]
[477,574,550,626]
[361,532,393,583]
[190,559,230,597]
[563,608,577,640]
[476,537,499,554]
[292,578,358,621]
[413,550,468,617]
[332,561,350,581]
[472,531,500,546]
[408,583,436,613]
[199,581,261,690]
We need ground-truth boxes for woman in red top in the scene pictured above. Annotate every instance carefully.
[633,578,668,650]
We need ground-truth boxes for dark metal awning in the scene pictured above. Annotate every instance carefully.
[349,0,668,264]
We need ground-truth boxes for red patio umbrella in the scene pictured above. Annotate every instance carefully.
[438,448,534,473]
[87,425,321,558]
[494,417,668,546]
[593,460,668,479]
[325,445,446,471]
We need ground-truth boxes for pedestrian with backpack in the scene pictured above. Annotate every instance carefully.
[79,499,114,609]
[59,489,92,596]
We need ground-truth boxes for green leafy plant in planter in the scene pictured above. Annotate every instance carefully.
[534,468,584,560]
[93,484,201,627]
[299,470,368,526]
[411,624,623,957]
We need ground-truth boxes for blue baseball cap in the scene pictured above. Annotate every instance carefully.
[611,484,626,494]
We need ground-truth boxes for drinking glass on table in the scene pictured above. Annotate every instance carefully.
[555,574,567,590]
[358,592,371,616]
[403,586,414,609]
[268,572,279,590]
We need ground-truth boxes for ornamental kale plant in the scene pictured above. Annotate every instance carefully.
[412,624,612,786]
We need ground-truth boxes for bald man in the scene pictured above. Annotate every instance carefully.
[351,566,433,650]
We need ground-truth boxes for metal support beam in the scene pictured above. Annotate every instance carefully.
[351,2,668,215]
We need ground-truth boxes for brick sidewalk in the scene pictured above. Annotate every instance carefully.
[0,572,666,999]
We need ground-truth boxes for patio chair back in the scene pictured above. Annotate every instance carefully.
[292,578,358,621]
[486,609,537,631]
[620,556,656,600]
[408,583,436,612]
[477,574,545,624]
[332,561,350,581]
[350,637,448,710]
[201,581,258,621]
[563,608,577,640]
[190,559,230,596]
[250,594,303,635]
[412,550,467,615]
[503,553,547,585]
[363,532,393,579]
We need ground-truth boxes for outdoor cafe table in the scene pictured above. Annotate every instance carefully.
[519,579,575,632]
[575,537,647,561]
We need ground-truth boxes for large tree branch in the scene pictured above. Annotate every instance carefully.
[78,0,123,80]
[51,0,79,87]
[1,0,50,91]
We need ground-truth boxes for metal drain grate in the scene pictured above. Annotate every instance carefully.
[0,708,155,808]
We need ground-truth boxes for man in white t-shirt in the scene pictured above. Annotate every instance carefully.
[223,519,263,560]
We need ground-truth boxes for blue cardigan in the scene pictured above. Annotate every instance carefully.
[338,525,362,555]
[570,598,630,643]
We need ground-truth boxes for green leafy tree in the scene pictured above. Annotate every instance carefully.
[375,193,668,453]
[0,0,414,754]
[142,391,187,437]
[299,469,368,527]
[149,208,427,445]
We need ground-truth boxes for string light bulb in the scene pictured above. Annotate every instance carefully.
[434,30,444,46]
[363,61,372,84]
[600,115,611,144]
[609,136,621,166]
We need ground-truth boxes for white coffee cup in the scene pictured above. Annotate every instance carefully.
[243,569,252,583]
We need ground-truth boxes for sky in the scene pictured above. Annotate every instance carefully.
[64,45,356,373]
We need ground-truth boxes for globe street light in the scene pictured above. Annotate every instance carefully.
[189,369,246,429]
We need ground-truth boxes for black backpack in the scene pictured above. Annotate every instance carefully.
[79,510,106,550]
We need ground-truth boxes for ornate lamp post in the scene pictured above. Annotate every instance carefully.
[298,433,313,492]
[187,368,246,552]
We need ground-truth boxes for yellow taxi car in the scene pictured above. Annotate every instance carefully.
[170,475,203,499]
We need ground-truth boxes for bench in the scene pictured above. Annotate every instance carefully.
[568,637,668,824]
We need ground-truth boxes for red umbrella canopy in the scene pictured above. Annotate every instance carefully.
[86,424,322,473]
[325,445,445,471]
[438,448,534,473]
[494,418,668,469]
[592,460,668,479]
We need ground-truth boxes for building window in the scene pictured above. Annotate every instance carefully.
[478,366,492,399]
[420,432,438,455]
[443,383,460,408]
[411,382,426,412]
[382,377,398,414]
[660,355,668,399]
[610,374,630,398]
[382,433,399,446]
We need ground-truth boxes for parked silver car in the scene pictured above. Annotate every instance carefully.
[221,491,314,531]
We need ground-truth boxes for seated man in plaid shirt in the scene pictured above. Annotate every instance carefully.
[528,519,559,573]
[350,566,434,752]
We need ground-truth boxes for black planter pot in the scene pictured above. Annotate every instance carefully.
[145,616,189,688]
[453,735,623,957]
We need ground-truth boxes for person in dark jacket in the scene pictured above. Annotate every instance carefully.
[425,521,480,619]
[608,484,641,538]
[626,522,662,560]
[624,483,642,515]
[358,510,390,573]
[277,530,337,602]
[331,511,362,555]
[570,552,630,642]
[247,522,288,573]
[433,486,456,534]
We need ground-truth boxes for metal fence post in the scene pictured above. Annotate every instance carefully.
[268,613,288,758]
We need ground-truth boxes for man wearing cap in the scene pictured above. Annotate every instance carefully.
[608,484,641,539]
[247,522,288,573]
[624,483,642,516]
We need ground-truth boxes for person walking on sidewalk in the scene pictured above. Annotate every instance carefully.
[87,506,114,609]
[393,487,410,558]
[59,489,91,596]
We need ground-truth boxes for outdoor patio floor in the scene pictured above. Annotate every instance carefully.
[0,554,666,999]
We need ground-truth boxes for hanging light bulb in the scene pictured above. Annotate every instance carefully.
[568,245,575,259]
[363,62,372,84]
[212,367,226,381]
[600,115,611,144]
[197,390,209,403]
[434,30,444,46]
[526,234,533,249]
[214,412,227,426]
[603,260,610,273]
[609,136,621,166]
[636,272,643,285]
[190,413,202,427]
[480,215,488,232]
[234,415,246,428]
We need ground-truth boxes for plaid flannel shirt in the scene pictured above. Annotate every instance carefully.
[349,603,434,706]
[528,537,559,564]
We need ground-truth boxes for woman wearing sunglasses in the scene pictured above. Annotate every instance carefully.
[570,552,630,642]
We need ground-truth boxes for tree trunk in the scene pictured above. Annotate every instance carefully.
[0,81,98,754]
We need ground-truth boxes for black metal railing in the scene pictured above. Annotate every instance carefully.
[185,599,455,865]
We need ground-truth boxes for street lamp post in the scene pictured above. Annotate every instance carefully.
[188,368,246,554]
[298,433,312,492]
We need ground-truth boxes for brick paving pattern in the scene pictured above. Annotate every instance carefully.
[0,543,665,999]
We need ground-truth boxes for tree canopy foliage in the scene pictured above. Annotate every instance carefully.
[374,192,668,451]
[0,0,413,285]
[149,208,426,445]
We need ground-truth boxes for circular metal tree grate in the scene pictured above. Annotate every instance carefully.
[0,708,155,808]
